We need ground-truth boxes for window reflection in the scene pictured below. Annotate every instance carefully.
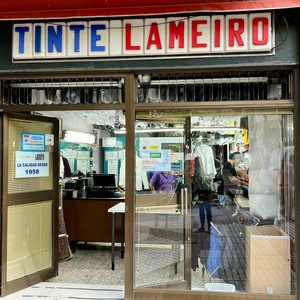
[134,114,294,295]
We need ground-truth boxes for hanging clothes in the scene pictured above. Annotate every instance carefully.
[242,129,249,146]
[119,155,149,191]
[194,144,217,182]
[192,144,217,198]
[61,156,71,178]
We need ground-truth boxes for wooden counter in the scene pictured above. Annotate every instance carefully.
[63,197,125,247]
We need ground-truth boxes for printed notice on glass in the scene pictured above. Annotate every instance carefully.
[15,151,49,178]
[141,149,171,171]
[21,132,45,152]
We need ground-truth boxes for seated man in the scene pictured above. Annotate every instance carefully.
[218,152,247,212]
[235,163,249,185]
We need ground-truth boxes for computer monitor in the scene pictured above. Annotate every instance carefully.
[93,173,116,189]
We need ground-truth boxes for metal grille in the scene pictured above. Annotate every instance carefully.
[138,71,292,103]
[0,71,292,105]
[1,76,124,105]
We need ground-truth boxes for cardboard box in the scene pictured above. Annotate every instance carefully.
[246,225,291,295]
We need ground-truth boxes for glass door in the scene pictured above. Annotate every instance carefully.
[132,109,295,296]
[134,112,192,289]
[1,112,59,296]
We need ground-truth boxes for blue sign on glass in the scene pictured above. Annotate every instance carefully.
[21,132,46,152]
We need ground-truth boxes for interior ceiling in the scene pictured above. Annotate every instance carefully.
[37,110,242,130]
[37,110,125,128]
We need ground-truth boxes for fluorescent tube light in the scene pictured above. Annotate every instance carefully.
[62,130,95,144]
[114,128,183,134]
[114,127,241,134]
[191,126,241,131]
[11,81,120,88]
[149,77,268,85]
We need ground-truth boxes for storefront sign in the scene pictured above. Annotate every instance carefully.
[13,12,272,60]
[15,151,49,178]
[21,132,45,151]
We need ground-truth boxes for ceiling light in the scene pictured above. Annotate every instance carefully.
[62,130,95,144]
[114,127,241,134]
[10,81,120,88]
[114,127,183,134]
[149,77,268,85]
[191,126,241,131]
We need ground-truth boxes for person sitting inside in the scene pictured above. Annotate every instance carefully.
[235,163,249,185]
[218,152,248,210]
[149,171,178,194]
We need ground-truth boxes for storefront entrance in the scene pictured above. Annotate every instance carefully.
[0,69,297,300]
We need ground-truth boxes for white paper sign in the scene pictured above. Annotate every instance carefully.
[77,159,89,172]
[105,151,118,160]
[77,151,90,160]
[15,151,49,178]
[102,137,116,147]
[46,134,54,146]
[108,160,118,174]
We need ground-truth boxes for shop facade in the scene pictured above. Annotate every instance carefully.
[0,2,299,300]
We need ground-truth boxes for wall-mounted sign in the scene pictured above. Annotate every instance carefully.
[141,149,172,171]
[21,132,45,152]
[15,151,49,178]
[13,12,272,60]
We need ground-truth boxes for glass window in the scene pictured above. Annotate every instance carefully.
[133,113,295,295]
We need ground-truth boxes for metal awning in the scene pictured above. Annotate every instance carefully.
[1,0,300,20]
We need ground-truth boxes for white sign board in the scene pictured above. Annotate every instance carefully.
[15,151,49,178]
[13,12,272,60]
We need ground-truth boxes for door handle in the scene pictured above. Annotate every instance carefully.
[179,184,188,215]
[184,187,188,215]
[181,188,184,215]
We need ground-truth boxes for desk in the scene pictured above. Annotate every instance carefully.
[63,197,124,251]
[108,202,125,270]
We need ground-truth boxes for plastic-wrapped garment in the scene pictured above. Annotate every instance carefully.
[194,144,216,181]
[119,155,149,191]
[248,115,282,220]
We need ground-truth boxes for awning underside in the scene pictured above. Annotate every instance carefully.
[1,0,300,20]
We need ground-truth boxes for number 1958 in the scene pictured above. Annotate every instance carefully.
[25,169,40,175]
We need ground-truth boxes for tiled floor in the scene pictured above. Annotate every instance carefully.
[2,243,125,300]
[50,243,125,285]
[0,236,222,299]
